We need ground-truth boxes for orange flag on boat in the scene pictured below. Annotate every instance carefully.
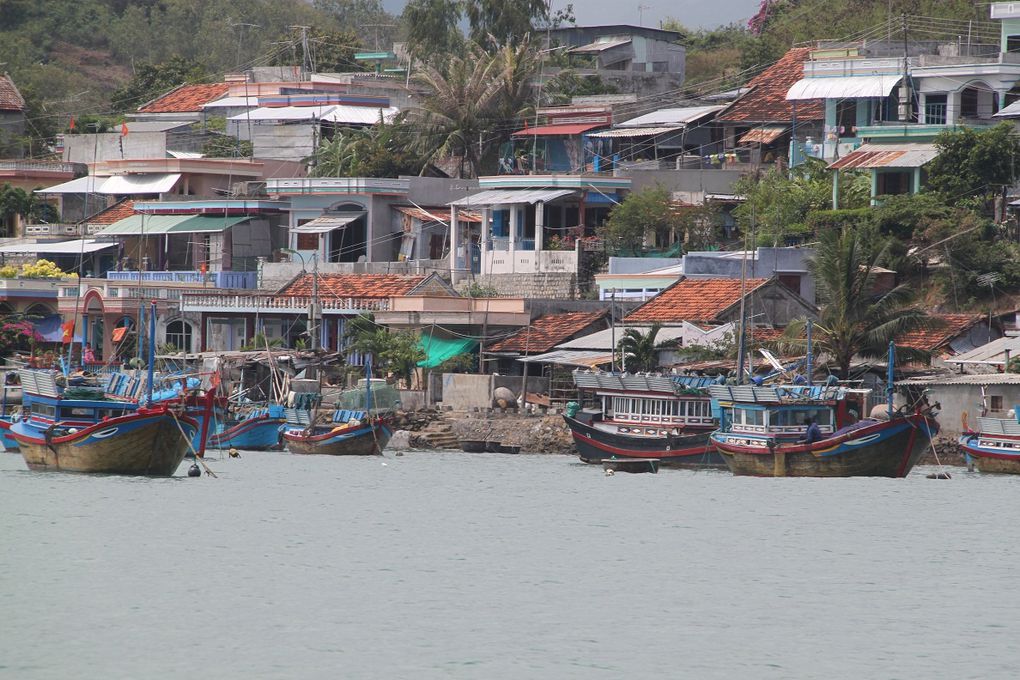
[112,326,127,342]
[121,122,129,137]
[61,321,74,344]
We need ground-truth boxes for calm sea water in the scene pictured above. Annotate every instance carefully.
[1,450,1018,679]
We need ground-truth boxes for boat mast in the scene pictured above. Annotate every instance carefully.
[806,319,813,386]
[887,341,896,419]
[146,300,156,406]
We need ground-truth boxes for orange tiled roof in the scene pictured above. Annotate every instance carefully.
[0,75,25,111]
[488,310,608,354]
[279,273,425,299]
[86,199,135,225]
[896,313,982,353]
[626,277,771,324]
[138,83,230,113]
[716,47,823,124]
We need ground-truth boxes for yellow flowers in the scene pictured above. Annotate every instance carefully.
[0,259,77,279]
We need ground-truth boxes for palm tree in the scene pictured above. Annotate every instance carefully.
[618,323,668,372]
[779,226,929,378]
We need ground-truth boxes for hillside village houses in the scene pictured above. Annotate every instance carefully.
[2,7,1020,401]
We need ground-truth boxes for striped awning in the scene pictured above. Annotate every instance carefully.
[739,126,787,144]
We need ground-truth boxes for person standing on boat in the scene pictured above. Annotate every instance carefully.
[800,417,822,444]
[83,343,96,365]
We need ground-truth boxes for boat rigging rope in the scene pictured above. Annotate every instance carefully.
[170,411,217,478]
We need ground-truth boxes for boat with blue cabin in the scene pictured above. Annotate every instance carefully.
[565,371,724,468]
[959,409,1020,474]
[209,404,287,451]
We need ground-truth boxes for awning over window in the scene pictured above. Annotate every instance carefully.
[0,239,118,255]
[618,105,725,127]
[787,75,901,101]
[828,143,939,170]
[739,126,787,144]
[96,214,248,236]
[100,173,182,195]
[450,189,575,207]
[291,212,366,234]
[417,336,478,368]
[570,38,632,54]
[512,123,605,137]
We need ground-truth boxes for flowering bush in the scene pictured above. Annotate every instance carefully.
[20,259,75,279]
[0,318,42,356]
[0,265,17,278]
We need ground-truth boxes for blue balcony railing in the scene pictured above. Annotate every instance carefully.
[106,271,258,289]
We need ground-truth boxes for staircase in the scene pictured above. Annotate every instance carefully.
[418,420,460,449]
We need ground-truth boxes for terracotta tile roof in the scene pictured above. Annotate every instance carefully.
[896,313,982,353]
[626,277,771,324]
[138,83,230,113]
[0,75,26,111]
[279,273,425,299]
[488,310,608,354]
[86,199,135,225]
[716,47,823,123]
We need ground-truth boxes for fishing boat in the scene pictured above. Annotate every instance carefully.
[565,371,724,468]
[11,301,206,476]
[707,350,940,478]
[0,380,20,451]
[282,359,392,456]
[959,410,1020,474]
[209,404,287,451]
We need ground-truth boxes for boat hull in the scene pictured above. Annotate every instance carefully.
[564,415,724,468]
[0,417,19,452]
[12,409,198,476]
[959,433,1020,474]
[284,421,392,456]
[209,416,285,451]
[711,414,938,477]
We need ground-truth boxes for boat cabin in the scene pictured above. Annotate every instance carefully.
[572,372,719,436]
[708,384,871,443]
[19,369,139,432]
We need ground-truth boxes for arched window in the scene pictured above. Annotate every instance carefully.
[165,319,193,353]
[25,303,53,317]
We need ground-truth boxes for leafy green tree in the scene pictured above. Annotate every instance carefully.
[201,134,253,159]
[380,331,426,386]
[463,0,547,49]
[618,324,669,372]
[734,159,869,244]
[273,28,362,73]
[110,56,205,113]
[927,122,1020,214]
[307,124,424,177]
[402,0,463,63]
[780,225,929,378]
[600,186,683,255]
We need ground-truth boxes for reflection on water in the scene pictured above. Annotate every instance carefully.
[2,452,1018,679]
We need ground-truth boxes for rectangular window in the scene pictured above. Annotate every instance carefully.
[837,100,857,137]
[925,94,947,125]
[296,232,318,251]
[991,395,1004,412]
[1008,35,1020,53]
[961,88,978,118]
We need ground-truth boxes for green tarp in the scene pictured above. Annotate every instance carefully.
[417,336,478,368]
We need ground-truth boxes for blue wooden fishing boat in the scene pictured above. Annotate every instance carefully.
[565,372,724,468]
[0,415,19,452]
[707,344,939,477]
[283,408,392,456]
[959,410,1020,474]
[209,404,287,450]
[10,301,208,476]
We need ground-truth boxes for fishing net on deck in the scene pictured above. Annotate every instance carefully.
[334,380,401,414]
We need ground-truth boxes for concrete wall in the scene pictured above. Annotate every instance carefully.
[405,176,478,204]
[493,375,549,400]
[458,272,578,299]
[397,389,426,411]
[251,124,315,162]
[64,132,169,164]
[899,383,1020,437]
[439,373,493,410]
[684,247,816,305]
[608,257,682,275]
[625,168,745,194]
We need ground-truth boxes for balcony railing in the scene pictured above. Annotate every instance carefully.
[180,293,390,313]
[0,160,79,174]
[106,271,258,289]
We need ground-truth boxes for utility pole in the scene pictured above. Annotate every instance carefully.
[291,25,311,80]
[310,249,320,350]
[899,13,911,122]
[638,4,651,27]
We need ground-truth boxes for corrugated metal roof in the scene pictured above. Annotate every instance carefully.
[35,175,105,194]
[993,100,1020,118]
[739,126,787,144]
[100,173,181,195]
[570,38,632,54]
[393,206,481,223]
[588,126,683,138]
[517,349,614,367]
[829,143,939,170]
[898,372,1020,385]
[292,212,365,234]
[619,106,726,127]
[229,105,398,124]
[512,123,605,137]
[946,336,1020,366]
[557,325,694,351]
[787,75,901,101]
[450,188,575,207]
[0,239,117,255]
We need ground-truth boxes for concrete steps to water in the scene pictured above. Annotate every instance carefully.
[418,421,460,448]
